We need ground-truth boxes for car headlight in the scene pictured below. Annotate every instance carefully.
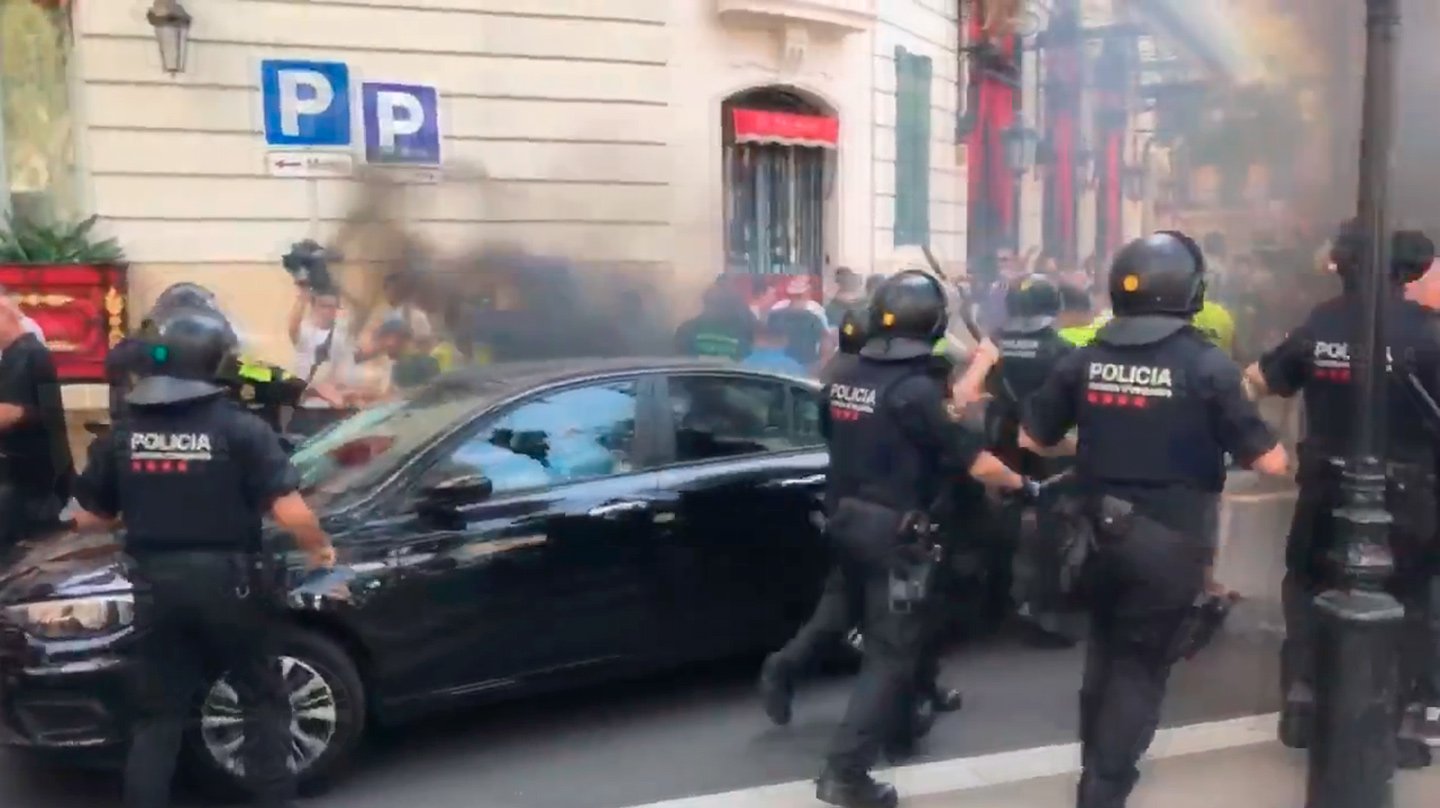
[2,594,135,640]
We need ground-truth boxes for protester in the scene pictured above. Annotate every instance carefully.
[0,292,71,548]
[766,276,829,369]
[824,267,867,326]
[741,315,810,376]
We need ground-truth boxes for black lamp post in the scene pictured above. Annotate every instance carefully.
[1308,1,1405,807]
[146,0,193,76]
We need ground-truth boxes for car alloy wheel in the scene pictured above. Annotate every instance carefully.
[200,655,339,777]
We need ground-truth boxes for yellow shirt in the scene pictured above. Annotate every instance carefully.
[1192,302,1236,355]
[1059,305,1235,354]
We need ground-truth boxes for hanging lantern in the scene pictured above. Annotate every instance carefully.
[1123,163,1148,202]
[146,0,193,76]
[1001,124,1040,175]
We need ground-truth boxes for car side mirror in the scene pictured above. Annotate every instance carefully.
[418,474,494,511]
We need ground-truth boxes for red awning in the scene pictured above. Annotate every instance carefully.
[732,108,839,149]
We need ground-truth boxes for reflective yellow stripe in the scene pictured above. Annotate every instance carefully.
[237,363,272,383]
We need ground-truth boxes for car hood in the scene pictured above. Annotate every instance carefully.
[0,527,130,604]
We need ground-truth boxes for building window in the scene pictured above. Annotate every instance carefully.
[894,47,933,247]
[722,87,836,278]
[1,0,78,221]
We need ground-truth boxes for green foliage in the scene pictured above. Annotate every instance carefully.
[0,213,125,264]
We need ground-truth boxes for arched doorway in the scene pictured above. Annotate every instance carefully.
[721,86,837,298]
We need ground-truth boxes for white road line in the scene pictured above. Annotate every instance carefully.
[624,713,1279,808]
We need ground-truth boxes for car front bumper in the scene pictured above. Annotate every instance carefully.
[0,623,133,754]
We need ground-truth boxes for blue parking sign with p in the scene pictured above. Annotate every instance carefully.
[261,60,352,147]
[362,82,442,166]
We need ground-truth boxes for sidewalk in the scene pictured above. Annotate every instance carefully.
[904,742,1439,808]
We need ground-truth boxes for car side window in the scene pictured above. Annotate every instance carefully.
[668,375,809,461]
[791,385,824,447]
[428,381,640,495]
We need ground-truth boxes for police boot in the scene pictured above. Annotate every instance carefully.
[930,686,964,713]
[816,768,899,808]
[1075,768,1137,808]
[1397,736,1433,770]
[1278,683,1314,750]
[1401,702,1440,749]
[757,653,795,726]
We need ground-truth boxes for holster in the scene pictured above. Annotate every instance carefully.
[1165,592,1234,664]
[1092,494,1136,542]
[1053,496,1099,607]
[828,496,907,568]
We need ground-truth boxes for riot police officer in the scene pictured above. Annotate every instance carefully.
[69,308,336,808]
[1020,232,1289,808]
[818,270,1038,808]
[986,275,1081,645]
[760,308,870,726]
[1244,224,1440,756]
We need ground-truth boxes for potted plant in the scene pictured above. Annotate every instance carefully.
[0,213,129,382]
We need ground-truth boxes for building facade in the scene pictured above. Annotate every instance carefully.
[1,0,976,401]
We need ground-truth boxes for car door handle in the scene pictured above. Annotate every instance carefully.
[587,500,651,519]
[761,474,827,490]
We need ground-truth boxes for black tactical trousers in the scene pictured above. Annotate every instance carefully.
[125,551,293,808]
[1076,509,1205,808]
[826,554,924,777]
[771,566,855,675]
[0,482,65,550]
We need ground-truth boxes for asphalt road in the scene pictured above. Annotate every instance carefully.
[0,613,1281,808]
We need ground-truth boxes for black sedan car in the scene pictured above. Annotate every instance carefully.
[0,358,833,793]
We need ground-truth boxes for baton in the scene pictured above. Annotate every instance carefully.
[921,244,1020,405]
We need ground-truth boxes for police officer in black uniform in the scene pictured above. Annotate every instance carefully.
[1020,232,1288,808]
[818,270,1039,808]
[1244,224,1440,758]
[759,309,871,726]
[965,275,1081,644]
[69,308,337,808]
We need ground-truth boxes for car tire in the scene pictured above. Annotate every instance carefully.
[185,627,366,799]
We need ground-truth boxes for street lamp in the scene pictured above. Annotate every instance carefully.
[1308,0,1407,807]
[146,0,193,76]
[1122,163,1147,202]
[1001,123,1040,176]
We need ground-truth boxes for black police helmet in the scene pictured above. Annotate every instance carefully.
[1108,231,1206,317]
[127,307,238,406]
[837,308,869,355]
[1331,221,1436,285]
[860,270,949,361]
[1004,274,1063,333]
[151,282,219,316]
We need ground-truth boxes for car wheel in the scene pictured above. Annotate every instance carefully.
[186,628,366,798]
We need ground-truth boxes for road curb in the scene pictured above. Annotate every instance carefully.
[625,713,1279,807]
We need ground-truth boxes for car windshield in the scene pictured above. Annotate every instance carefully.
[292,387,485,506]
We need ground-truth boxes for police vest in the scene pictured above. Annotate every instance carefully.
[994,326,1073,402]
[1297,295,1437,459]
[825,358,944,513]
[1076,329,1224,490]
[114,398,258,552]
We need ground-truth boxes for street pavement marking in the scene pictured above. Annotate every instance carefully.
[624,713,1279,808]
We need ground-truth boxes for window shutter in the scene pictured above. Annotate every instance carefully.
[894,47,913,246]
[893,48,933,247]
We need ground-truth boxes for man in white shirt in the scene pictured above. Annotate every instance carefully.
[287,286,353,434]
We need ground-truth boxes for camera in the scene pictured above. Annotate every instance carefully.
[282,239,340,293]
